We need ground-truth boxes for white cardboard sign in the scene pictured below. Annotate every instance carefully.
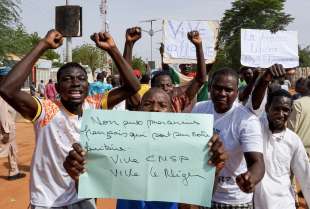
[241,29,299,68]
[163,20,219,64]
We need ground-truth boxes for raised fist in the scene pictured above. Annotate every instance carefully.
[187,31,202,46]
[91,32,116,52]
[126,27,142,43]
[263,64,286,82]
[43,30,64,49]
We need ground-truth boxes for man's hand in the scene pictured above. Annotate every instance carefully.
[207,133,228,174]
[187,31,202,46]
[1,133,9,144]
[236,171,256,193]
[263,64,286,82]
[42,30,64,49]
[63,143,86,181]
[91,32,117,52]
[126,27,142,43]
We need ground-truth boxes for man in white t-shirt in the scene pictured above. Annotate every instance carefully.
[252,89,310,209]
[192,68,265,209]
[0,30,140,209]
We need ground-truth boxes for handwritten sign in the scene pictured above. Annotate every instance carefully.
[163,19,219,64]
[78,110,215,207]
[241,29,299,68]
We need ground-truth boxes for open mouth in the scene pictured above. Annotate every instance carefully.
[68,90,83,98]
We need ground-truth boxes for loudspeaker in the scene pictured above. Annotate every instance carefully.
[55,5,82,37]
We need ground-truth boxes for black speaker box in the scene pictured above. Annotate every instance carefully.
[55,5,82,37]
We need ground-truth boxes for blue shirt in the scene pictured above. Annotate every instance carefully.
[117,200,178,209]
[88,81,112,96]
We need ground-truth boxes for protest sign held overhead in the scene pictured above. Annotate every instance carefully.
[163,19,219,64]
[241,29,299,68]
[78,110,215,207]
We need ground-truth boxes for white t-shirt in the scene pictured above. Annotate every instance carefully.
[254,116,310,209]
[30,94,108,207]
[192,100,263,205]
[112,100,126,111]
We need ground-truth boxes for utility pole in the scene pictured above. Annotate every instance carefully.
[65,0,72,62]
[100,0,109,32]
[100,0,112,74]
[140,19,161,62]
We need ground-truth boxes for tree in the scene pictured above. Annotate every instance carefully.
[0,0,21,58]
[132,56,146,74]
[216,0,294,70]
[72,44,107,76]
[299,46,310,67]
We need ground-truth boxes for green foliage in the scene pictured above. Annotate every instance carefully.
[299,46,310,67]
[43,49,60,61]
[72,44,107,76]
[0,0,20,27]
[217,0,294,70]
[132,56,146,74]
[0,0,20,58]
[0,27,60,61]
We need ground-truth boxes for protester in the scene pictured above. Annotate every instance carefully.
[0,29,140,209]
[154,31,207,113]
[246,64,310,208]
[238,66,259,104]
[192,68,265,209]
[0,67,26,180]
[44,79,57,100]
[38,80,45,98]
[122,26,151,110]
[63,87,228,209]
[247,64,286,116]
[288,78,310,157]
[292,77,307,100]
[88,72,112,96]
[252,89,310,209]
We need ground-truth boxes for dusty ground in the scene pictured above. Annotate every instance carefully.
[0,122,307,209]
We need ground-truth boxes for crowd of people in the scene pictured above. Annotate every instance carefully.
[0,26,309,209]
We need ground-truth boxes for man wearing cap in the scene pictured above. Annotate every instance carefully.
[0,67,26,180]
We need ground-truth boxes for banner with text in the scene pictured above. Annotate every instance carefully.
[163,19,219,64]
[241,29,299,68]
[78,110,215,207]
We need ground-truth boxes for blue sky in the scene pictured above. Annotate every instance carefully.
[20,0,310,65]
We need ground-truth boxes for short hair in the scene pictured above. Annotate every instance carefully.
[295,77,306,89]
[141,87,172,104]
[151,70,172,87]
[211,67,239,87]
[267,89,293,106]
[140,74,150,84]
[57,62,87,82]
[239,66,251,74]
[96,72,104,81]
